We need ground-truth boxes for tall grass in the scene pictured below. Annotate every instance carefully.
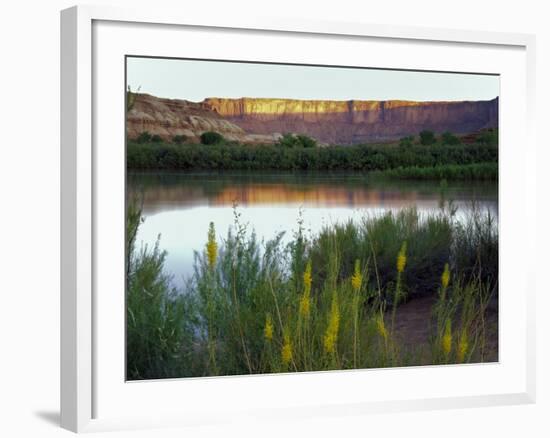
[308,209,455,299]
[375,162,498,180]
[126,203,498,379]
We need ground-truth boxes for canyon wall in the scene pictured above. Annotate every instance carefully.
[204,97,498,144]
[127,94,498,145]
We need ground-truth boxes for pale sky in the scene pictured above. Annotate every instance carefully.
[126,56,499,103]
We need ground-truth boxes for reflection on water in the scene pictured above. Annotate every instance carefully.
[128,172,498,287]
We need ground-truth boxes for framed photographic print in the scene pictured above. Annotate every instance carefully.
[61,5,536,433]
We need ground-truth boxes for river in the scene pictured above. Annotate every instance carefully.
[128,171,497,288]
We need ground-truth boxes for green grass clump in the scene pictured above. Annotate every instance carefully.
[376,162,498,180]
[308,209,455,300]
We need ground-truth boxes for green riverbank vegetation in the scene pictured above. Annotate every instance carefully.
[126,130,497,178]
[373,162,497,180]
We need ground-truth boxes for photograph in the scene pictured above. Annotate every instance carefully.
[125,57,499,381]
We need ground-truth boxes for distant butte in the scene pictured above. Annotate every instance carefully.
[126,93,498,145]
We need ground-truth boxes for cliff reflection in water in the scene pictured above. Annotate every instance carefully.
[128,171,497,214]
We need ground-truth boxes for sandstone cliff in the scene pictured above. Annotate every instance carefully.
[126,94,279,144]
[204,97,498,144]
[127,93,498,145]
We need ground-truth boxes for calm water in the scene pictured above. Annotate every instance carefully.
[128,172,498,288]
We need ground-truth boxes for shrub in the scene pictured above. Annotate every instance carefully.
[419,130,436,145]
[477,129,498,146]
[151,134,163,143]
[136,131,152,144]
[441,131,460,145]
[172,134,187,144]
[278,133,317,148]
[296,134,317,148]
[278,133,298,148]
[399,136,415,147]
[200,131,224,145]
[126,201,199,379]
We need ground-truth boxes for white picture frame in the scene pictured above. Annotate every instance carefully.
[60,4,536,433]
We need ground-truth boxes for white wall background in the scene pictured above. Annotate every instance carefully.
[0,1,547,437]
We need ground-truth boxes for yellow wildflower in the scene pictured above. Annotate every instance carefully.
[264,314,273,342]
[281,332,293,366]
[351,259,363,292]
[206,222,218,269]
[376,314,387,339]
[457,330,468,363]
[299,293,310,319]
[442,318,452,357]
[303,261,312,293]
[299,261,312,318]
[441,263,451,289]
[396,242,407,273]
[323,293,340,354]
